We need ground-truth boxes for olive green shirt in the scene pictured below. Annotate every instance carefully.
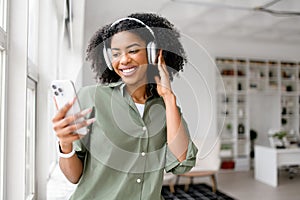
[70,82,198,200]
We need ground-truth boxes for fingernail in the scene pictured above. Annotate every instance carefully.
[81,108,92,116]
[87,118,96,124]
[68,99,73,105]
[68,97,76,105]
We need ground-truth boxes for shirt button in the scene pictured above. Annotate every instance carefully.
[136,178,142,183]
[141,152,146,156]
[142,126,147,131]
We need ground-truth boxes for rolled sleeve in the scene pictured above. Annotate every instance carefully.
[165,140,198,174]
[73,139,86,152]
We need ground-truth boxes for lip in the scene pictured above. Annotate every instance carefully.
[119,66,138,77]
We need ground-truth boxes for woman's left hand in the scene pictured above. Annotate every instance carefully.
[154,50,173,98]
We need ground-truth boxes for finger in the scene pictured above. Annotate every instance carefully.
[157,49,163,66]
[68,118,95,136]
[155,75,168,89]
[52,97,76,122]
[157,57,167,77]
[154,76,161,85]
[158,50,169,75]
[159,49,163,60]
[54,108,93,130]
[65,118,96,135]
[56,118,96,137]
[53,96,58,110]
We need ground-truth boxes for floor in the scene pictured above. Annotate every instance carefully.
[47,165,300,200]
[214,169,300,200]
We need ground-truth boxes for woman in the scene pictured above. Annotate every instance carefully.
[52,13,198,200]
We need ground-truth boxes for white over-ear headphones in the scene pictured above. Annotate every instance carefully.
[103,17,157,71]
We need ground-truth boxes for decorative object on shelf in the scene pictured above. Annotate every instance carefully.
[238,83,242,91]
[281,118,287,126]
[238,124,244,133]
[238,108,243,117]
[282,107,287,115]
[250,129,258,159]
[286,85,293,92]
[238,123,245,135]
[220,160,235,170]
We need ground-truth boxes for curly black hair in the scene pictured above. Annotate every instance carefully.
[86,12,187,84]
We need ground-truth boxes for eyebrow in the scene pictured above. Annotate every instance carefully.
[111,43,142,51]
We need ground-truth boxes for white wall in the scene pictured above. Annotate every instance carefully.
[194,35,300,61]
[172,34,217,157]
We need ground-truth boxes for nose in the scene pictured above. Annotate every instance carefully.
[119,52,131,64]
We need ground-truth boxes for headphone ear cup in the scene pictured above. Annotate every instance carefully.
[147,42,157,64]
[103,47,113,70]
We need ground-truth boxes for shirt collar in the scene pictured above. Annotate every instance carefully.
[106,81,159,99]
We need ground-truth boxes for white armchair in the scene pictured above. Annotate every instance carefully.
[176,137,221,192]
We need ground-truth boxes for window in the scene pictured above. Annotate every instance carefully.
[25,78,37,200]
[26,0,38,199]
[0,0,7,199]
[0,50,6,200]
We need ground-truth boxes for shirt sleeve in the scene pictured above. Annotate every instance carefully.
[165,140,198,174]
[164,113,198,174]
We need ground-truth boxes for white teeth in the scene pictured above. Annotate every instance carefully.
[122,68,135,73]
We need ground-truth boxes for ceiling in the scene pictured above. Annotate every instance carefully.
[83,0,300,44]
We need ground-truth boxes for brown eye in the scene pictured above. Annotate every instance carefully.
[128,49,139,54]
[112,52,121,59]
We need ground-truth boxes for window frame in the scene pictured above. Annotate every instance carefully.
[0,0,7,31]
[25,0,39,198]
[25,77,37,200]
[0,50,7,200]
[0,0,7,200]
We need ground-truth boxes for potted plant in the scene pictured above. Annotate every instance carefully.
[226,123,232,132]
[272,131,287,149]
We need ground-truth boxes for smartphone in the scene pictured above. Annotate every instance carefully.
[51,80,87,135]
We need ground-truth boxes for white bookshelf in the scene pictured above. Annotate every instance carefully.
[216,58,300,171]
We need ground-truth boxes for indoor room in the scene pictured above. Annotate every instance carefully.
[1,0,300,199]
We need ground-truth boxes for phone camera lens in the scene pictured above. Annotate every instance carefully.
[52,85,57,89]
[58,88,63,93]
[54,91,59,96]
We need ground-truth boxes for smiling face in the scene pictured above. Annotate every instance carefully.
[110,31,149,87]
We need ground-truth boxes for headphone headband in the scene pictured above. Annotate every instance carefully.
[110,17,156,40]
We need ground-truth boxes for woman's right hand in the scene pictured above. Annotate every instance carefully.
[52,98,95,153]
